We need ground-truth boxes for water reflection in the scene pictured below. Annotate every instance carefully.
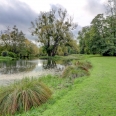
[0,60,36,75]
[0,59,65,75]
[43,59,56,69]
[43,59,64,71]
[0,59,69,86]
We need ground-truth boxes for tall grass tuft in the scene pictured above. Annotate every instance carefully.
[62,61,92,79]
[0,78,52,115]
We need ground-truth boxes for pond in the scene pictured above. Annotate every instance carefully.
[0,58,66,86]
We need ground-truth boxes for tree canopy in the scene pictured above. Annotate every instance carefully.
[0,26,39,57]
[78,0,116,56]
[30,8,77,56]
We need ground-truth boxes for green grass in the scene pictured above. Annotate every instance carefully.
[39,54,84,61]
[14,56,116,116]
[0,56,14,61]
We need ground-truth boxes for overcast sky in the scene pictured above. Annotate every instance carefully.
[0,0,106,41]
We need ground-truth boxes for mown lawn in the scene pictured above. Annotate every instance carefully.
[15,56,116,116]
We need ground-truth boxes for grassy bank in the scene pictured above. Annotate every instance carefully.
[39,54,86,60]
[14,56,116,116]
[0,56,14,61]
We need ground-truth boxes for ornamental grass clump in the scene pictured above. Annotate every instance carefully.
[62,61,92,79]
[0,78,52,115]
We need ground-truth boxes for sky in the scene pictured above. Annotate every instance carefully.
[0,0,106,41]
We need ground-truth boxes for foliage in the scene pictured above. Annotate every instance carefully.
[1,51,8,57]
[78,0,116,56]
[56,46,64,56]
[0,78,52,115]
[0,26,39,58]
[0,56,13,61]
[0,26,26,54]
[78,14,116,56]
[56,40,79,56]
[8,51,17,58]
[19,39,39,57]
[38,46,47,56]
[31,7,77,56]
[39,54,84,61]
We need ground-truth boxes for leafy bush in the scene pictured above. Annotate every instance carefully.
[8,52,17,58]
[1,51,8,57]
[101,46,116,56]
[62,61,92,79]
[0,78,52,115]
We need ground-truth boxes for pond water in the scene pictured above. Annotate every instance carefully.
[0,59,65,86]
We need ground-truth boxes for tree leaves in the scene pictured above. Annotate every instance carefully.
[78,11,116,56]
[30,8,77,56]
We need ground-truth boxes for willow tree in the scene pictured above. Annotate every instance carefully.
[30,8,77,56]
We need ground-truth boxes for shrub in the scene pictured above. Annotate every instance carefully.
[1,51,8,57]
[0,78,52,115]
[8,52,17,58]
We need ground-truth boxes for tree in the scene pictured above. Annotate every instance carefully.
[78,13,116,56]
[30,8,77,56]
[22,39,39,57]
[0,27,12,51]
[0,26,25,54]
[107,0,116,16]
[78,26,92,54]
[106,0,116,38]
[10,25,25,54]
[0,26,39,57]
[78,0,116,56]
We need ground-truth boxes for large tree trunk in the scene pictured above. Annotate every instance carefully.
[47,46,58,56]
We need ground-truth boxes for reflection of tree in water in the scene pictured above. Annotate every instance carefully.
[0,59,68,75]
[43,59,65,72]
[0,60,36,74]
[43,59,57,69]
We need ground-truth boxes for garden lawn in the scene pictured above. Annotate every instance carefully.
[15,56,116,116]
